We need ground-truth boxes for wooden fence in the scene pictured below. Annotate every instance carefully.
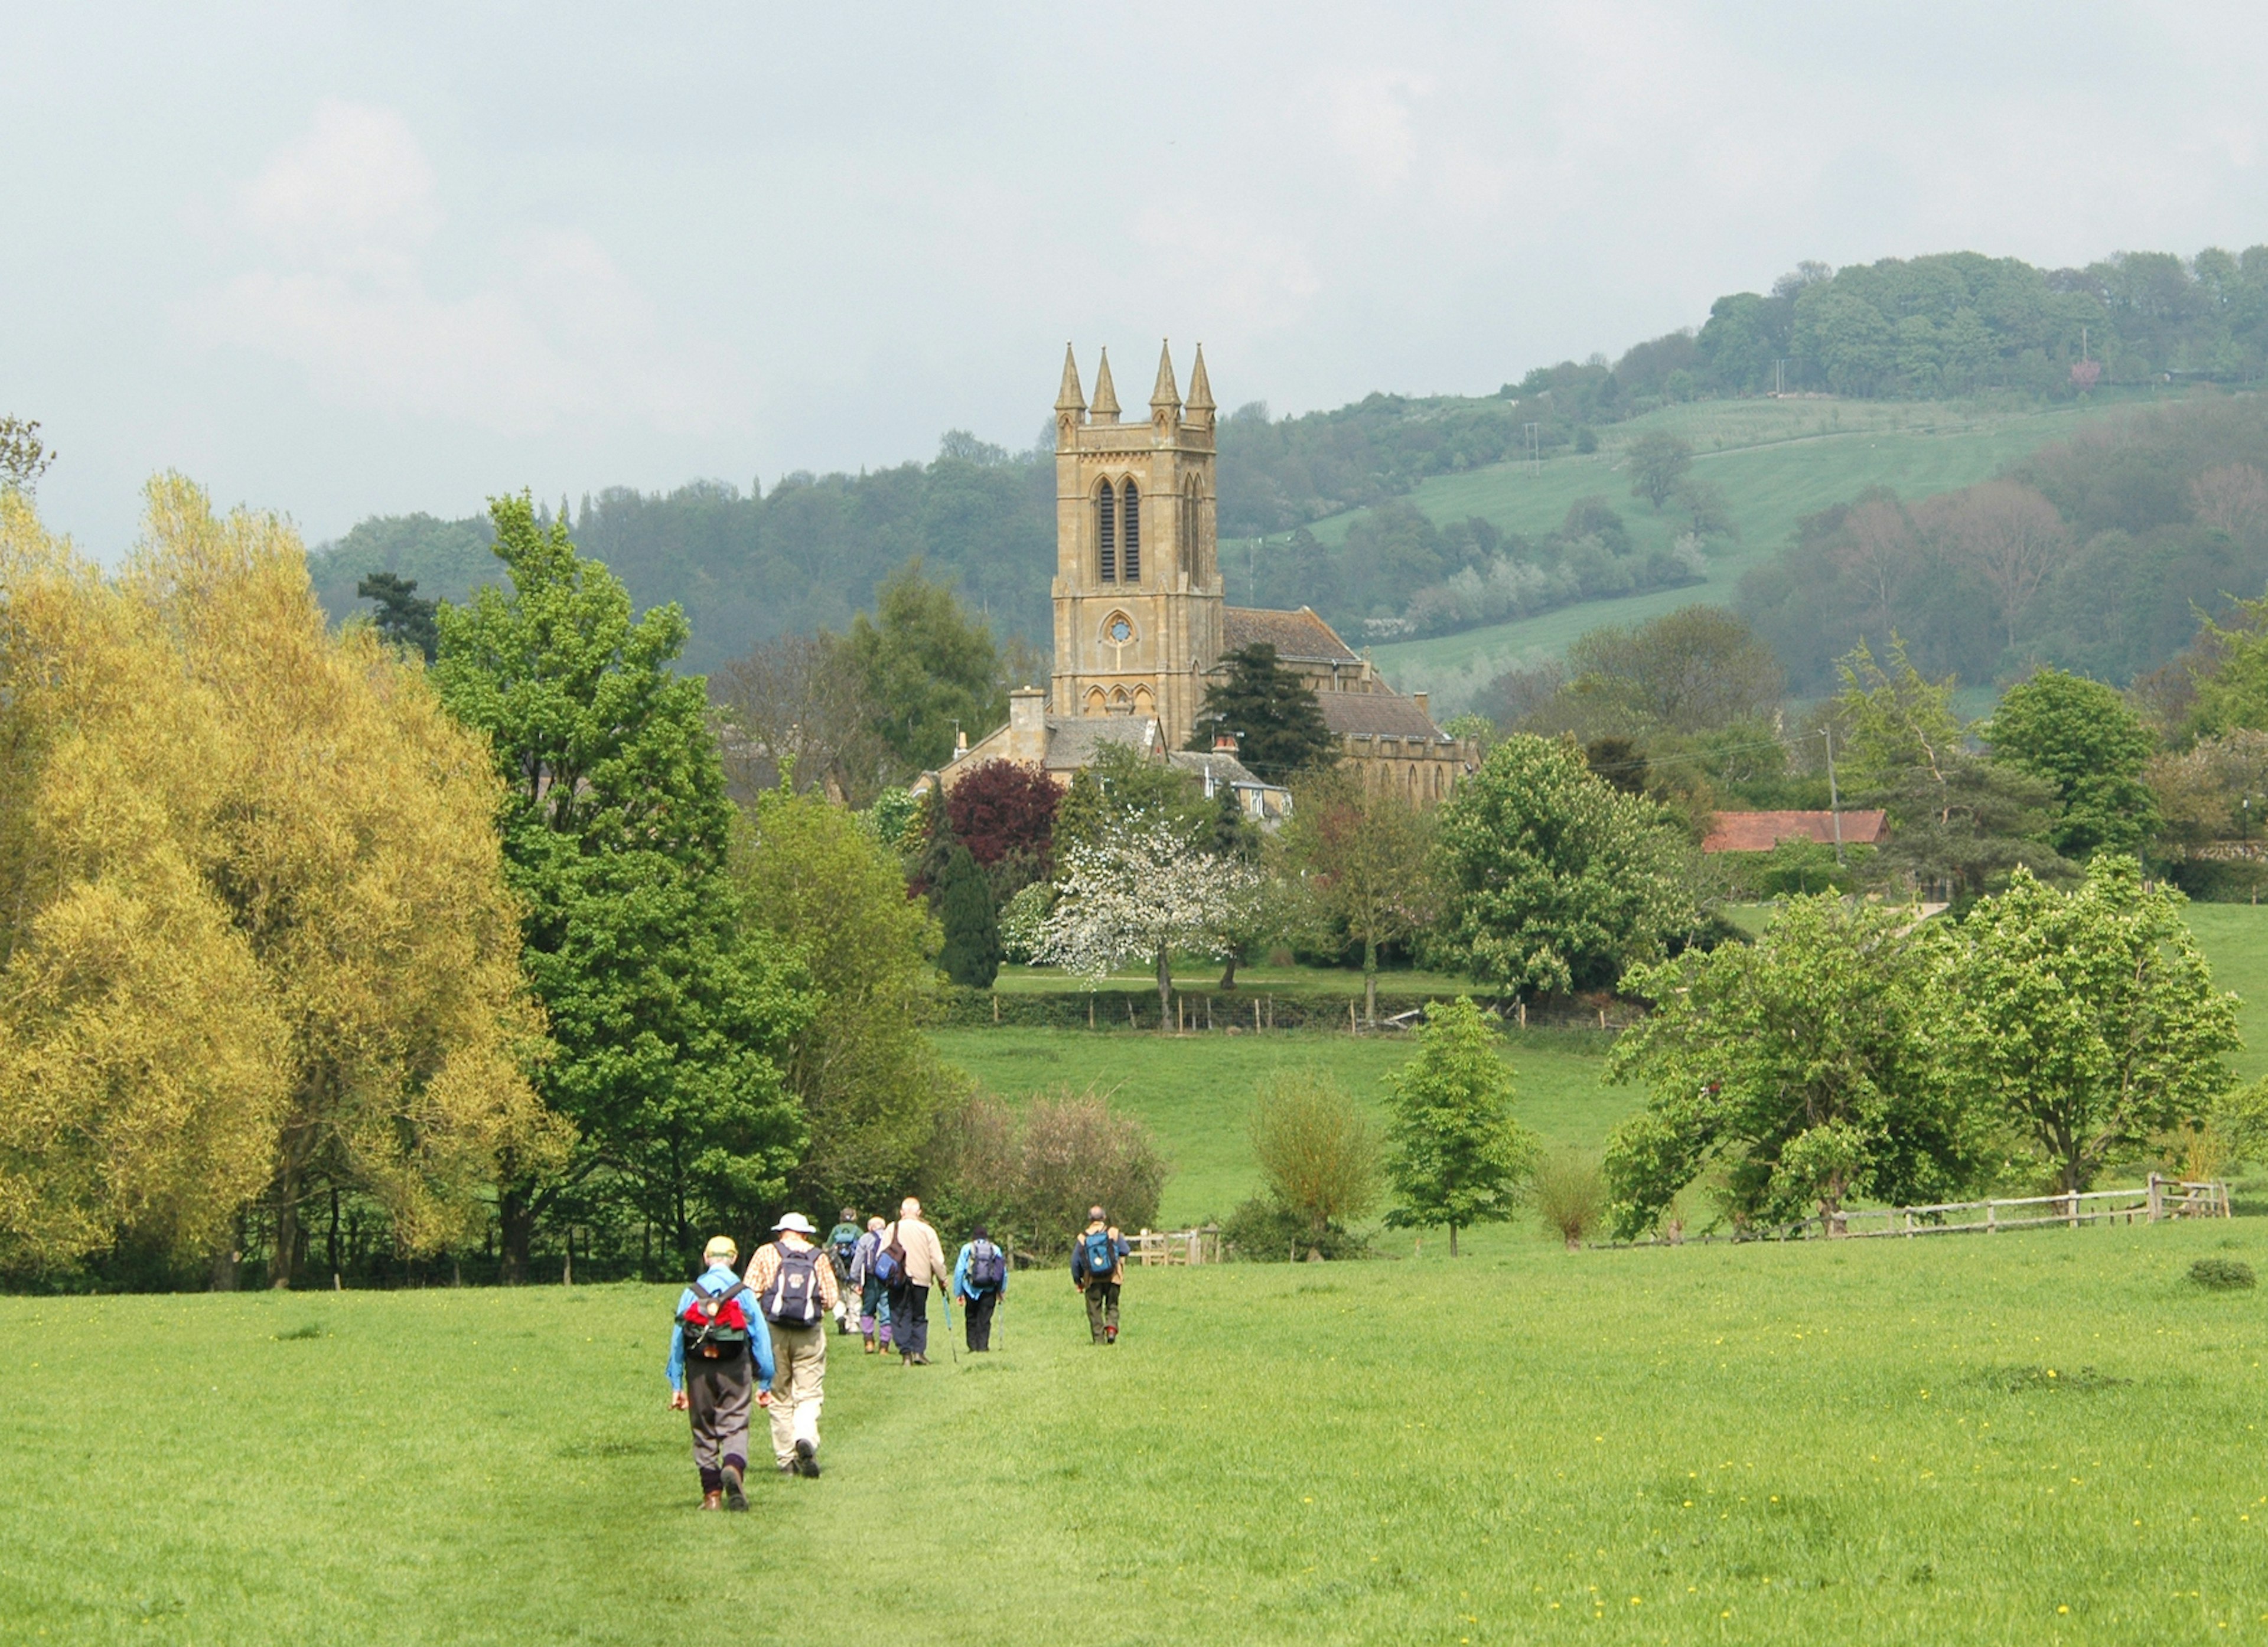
[1126,1225,1224,1267]
[1791,1174,2229,1240]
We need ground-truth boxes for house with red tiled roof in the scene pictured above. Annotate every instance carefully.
[1700,810,1889,854]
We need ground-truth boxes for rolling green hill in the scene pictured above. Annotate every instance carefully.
[1336,392,2169,712]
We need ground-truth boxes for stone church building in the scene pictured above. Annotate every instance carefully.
[927,343,1477,813]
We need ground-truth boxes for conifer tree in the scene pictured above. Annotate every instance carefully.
[937,844,1001,989]
[1187,643,1336,779]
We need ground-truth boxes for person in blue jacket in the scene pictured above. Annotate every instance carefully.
[1070,1206,1130,1345]
[666,1235,775,1509]
[950,1224,1009,1352]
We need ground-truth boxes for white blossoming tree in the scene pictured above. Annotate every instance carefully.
[1031,813,1264,1019]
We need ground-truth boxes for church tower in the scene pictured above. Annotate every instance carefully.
[1050,340,1221,747]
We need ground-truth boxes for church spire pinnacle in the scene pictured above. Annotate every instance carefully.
[1089,347,1121,423]
[1054,343,1086,416]
[1149,339,1180,419]
[1185,343,1216,429]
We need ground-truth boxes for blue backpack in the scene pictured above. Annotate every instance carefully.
[1081,1227,1117,1281]
[966,1239,1006,1294]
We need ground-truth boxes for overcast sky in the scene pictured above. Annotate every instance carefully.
[6,2,2267,553]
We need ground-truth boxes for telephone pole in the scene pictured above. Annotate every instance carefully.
[1822,726,1845,866]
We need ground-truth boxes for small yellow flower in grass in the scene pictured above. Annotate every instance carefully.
[1302,1496,1312,1504]
[2060,1606,2070,1614]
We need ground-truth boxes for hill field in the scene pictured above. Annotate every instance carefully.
[1335,393,2169,712]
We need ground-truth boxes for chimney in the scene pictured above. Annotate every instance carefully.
[1213,728,1240,755]
[954,726,969,756]
[1008,686,1045,764]
[1412,690,1429,720]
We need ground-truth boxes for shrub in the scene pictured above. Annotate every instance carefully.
[921,1086,1167,1257]
[1250,1071,1381,1242]
[1534,1152,1605,1250]
[1222,1193,1372,1262]
[937,844,1001,989]
[2189,1257,2256,1291]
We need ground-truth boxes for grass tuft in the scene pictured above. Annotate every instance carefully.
[2188,1256,2257,1291]
[271,1322,325,1341]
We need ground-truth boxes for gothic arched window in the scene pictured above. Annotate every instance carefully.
[1122,480,1141,582]
[1097,480,1117,583]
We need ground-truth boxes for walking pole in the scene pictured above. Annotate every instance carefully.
[940,1283,959,1364]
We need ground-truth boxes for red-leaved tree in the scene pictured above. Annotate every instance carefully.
[946,759,1059,870]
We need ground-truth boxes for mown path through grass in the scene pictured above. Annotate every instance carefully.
[6,1221,2267,1644]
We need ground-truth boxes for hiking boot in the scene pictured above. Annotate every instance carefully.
[721,1465,747,1511]
[1104,1324,1118,1344]
[909,1353,929,1366]
[779,1459,797,1475]
[700,1489,723,1511]
[795,1439,821,1478]
[863,1336,876,1354]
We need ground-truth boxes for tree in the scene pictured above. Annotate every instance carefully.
[1188,643,1337,780]
[1921,481,2067,650]
[1984,668,2159,857]
[1626,432,1693,511]
[1029,813,1262,1016]
[1869,755,2070,902]
[733,785,964,1207]
[1278,767,1436,1025]
[1603,896,1972,1238]
[1934,857,2238,1194]
[1831,635,1964,792]
[356,571,440,662]
[1381,998,1538,1255]
[0,416,55,495]
[1562,606,1783,736]
[434,494,809,1275]
[0,480,556,1279]
[936,844,1002,989]
[923,1087,1167,1257]
[1431,734,1696,996]
[1249,1071,1381,1246]
[843,559,1009,776]
[944,757,1058,901]
[713,631,891,805]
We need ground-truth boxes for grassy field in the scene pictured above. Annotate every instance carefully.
[1324,392,2176,712]
[8,1221,2267,1643]
[986,960,1489,999]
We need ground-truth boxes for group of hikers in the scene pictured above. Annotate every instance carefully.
[664,1196,1133,1508]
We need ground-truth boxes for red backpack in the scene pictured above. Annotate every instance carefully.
[680,1278,753,1362]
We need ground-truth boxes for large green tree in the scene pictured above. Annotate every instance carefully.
[434,495,809,1274]
[845,559,1009,775]
[732,784,964,1208]
[1604,895,1975,1238]
[1381,998,1538,1256]
[1934,857,2238,1193]
[1188,642,1337,780]
[1983,668,2159,857]
[1625,432,1693,511]
[1430,733,1696,995]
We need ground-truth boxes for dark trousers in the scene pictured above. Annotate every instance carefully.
[1084,1280,1120,1342]
[686,1354,753,1491]
[890,1281,930,1357]
[964,1291,997,1351]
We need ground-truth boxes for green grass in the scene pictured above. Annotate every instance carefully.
[1321,392,2174,711]
[9,1222,2268,1643]
[934,1025,1628,1226]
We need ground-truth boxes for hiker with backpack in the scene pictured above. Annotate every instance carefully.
[825,1208,862,1337]
[851,1215,892,1355]
[950,1224,1009,1353]
[666,1235,775,1511]
[878,1196,950,1366]
[1071,1206,1129,1345]
[744,1213,838,1478]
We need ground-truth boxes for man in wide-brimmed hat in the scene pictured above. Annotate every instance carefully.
[745,1213,838,1477]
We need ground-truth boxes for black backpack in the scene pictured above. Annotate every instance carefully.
[762,1243,824,1326]
[966,1239,1005,1294]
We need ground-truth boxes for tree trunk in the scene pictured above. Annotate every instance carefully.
[1156,944,1173,1028]
[327,1187,341,1284]
[272,1163,301,1290]
[1363,935,1379,1029]
[500,1185,536,1285]
[1448,1224,1460,1258]
[1218,949,1239,991]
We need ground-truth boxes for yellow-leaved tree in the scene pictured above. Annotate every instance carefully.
[0,478,565,1283]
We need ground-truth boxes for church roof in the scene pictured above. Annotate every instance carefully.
[1222,606,1360,665]
[1316,691,1452,741]
[1040,714,1156,772]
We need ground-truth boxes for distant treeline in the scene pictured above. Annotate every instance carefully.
[314,243,2268,668]
[1739,394,2268,695]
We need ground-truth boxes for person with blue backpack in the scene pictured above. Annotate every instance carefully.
[950,1224,1009,1352]
[667,1235,775,1510]
[1071,1206,1130,1345]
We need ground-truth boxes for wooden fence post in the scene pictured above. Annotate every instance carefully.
[2147,1173,2162,1223]
[1517,1000,1527,1030]
[993,993,1000,1024]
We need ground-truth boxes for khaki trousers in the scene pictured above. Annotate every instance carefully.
[767,1321,826,1465]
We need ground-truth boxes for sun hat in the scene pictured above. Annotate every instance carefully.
[774,1212,819,1236]
[703,1235,739,1264]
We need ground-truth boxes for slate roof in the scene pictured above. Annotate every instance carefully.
[1165,749,1270,791]
[1222,606,1360,664]
[1700,810,1889,853]
[1040,715,1157,772]
[1316,691,1451,741]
